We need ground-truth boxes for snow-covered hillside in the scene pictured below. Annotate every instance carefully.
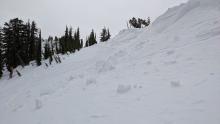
[0,0,220,124]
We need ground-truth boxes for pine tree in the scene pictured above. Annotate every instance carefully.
[59,36,65,54]
[54,36,59,54]
[26,20,31,63]
[143,17,150,27]
[85,37,89,47]
[88,30,97,46]
[129,17,151,28]
[64,26,68,53]
[18,23,29,67]
[3,18,27,70]
[48,36,54,55]
[0,27,3,78]
[107,29,111,40]
[100,27,111,42]
[58,26,69,54]
[44,37,53,64]
[74,28,81,51]
[36,30,42,66]
[129,17,139,28]
[100,27,107,42]
[80,39,83,49]
[29,21,38,61]
[44,41,50,60]
[68,27,73,52]
[1,18,41,77]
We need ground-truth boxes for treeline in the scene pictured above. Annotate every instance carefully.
[0,18,111,78]
[0,18,41,78]
[0,17,149,79]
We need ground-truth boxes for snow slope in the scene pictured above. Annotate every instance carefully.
[0,0,220,124]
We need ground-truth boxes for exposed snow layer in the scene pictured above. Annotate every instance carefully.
[1,0,220,124]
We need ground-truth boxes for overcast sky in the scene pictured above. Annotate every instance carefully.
[0,0,187,39]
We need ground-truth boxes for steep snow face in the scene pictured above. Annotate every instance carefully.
[152,0,220,33]
[0,0,220,124]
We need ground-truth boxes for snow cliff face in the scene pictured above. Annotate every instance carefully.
[0,0,220,124]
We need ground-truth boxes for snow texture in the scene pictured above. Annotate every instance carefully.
[0,0,220,124]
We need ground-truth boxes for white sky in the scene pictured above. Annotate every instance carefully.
[0,0,188,39]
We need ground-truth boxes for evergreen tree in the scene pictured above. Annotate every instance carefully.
[142,17,150,27]
[129,17,151,28]
[44,41,51,60]
[85,37,89,47]
[100,27,111,42]
[107,29,111,40]
[80,39,83,49]
[48,36,54,55]
[3,18,27,71]
[74,28,81,51]
[59,36,65,54]
[54,36,59,54]
[1,18,41,78]
[36,30,42,66]
[26,20,31,63]
[64,26,68,53]
[68,27,73,52]
[0,27,3,78]
[29,21,38,61]
[88,30,97,46]
[129,17,139,28]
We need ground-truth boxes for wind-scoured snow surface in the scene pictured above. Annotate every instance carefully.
[1,0,220,124]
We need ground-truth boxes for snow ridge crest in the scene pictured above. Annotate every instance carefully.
[190,0,220,5]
